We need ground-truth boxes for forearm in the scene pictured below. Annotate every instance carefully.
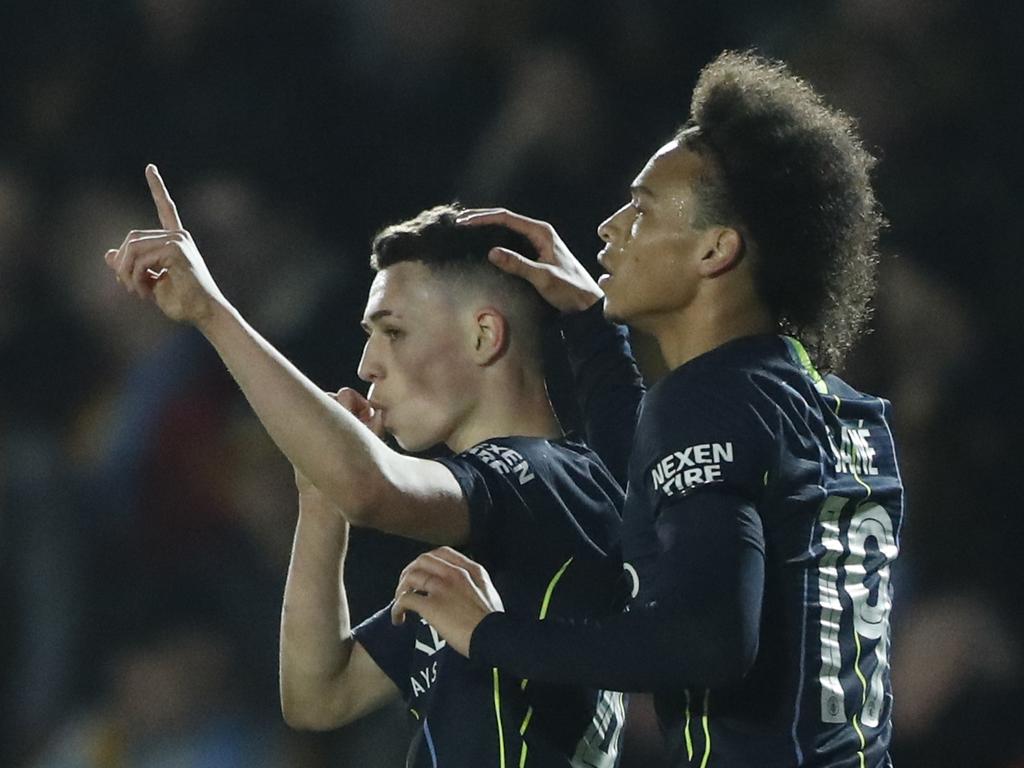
[280,494,353,724]
[472,493,765,692]
[199,303,393,514]
[560,301,645,487]
[471,597,758,692]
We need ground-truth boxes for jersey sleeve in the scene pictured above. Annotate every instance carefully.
[432,440,586,563]
[470,487,765,692]
[433,447,519,561]
[634,362,772,509]
[470,365,772,692]
[351,604,414,698]
[559,300,646,488]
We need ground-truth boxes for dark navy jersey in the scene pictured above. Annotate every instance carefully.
[353,436,627,768]
[472,309,903,768]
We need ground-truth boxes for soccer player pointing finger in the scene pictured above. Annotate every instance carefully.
[105,195,628,767]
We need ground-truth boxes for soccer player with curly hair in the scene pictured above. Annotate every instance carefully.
[394,51,902,767]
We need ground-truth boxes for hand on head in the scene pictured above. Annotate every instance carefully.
[457,208,604,314]
[103,165,227,327]
[391,546,505,658]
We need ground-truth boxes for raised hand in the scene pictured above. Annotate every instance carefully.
[103,164,228,328]
[457,208,603,314]
[391,547,505,658]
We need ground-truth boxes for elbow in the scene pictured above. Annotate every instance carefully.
[281,703,326,732]
[280,672,355,731]
[280,689,351,732]
[320,472,391,529]
[698,631,760,690]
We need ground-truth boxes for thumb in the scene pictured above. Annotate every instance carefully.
[488,247,551,289]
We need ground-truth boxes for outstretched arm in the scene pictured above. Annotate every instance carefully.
[393,489,765,692]
[280,471,400,729]
[104,166,467,543]
[458,209,644,485]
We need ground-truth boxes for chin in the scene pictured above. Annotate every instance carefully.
[392,429,443,455]
[602,297,630,325]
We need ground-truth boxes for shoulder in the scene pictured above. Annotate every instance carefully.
[449,436,618,494]
[641,344,784,447]
[633,338,797,500]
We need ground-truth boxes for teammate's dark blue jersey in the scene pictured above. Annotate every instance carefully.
[353,436,627,768]
[471,307,903,768]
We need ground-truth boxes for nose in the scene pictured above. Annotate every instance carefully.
[357,337,383,383]
[597,203,631,245]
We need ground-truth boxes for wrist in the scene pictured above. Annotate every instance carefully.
[194,296,237,338]
[563,289,604,315]
[297,501,348,532]
[468,610,508,666]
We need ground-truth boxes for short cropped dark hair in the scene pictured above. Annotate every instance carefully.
[370,204,552,359]
[680,51,885,371]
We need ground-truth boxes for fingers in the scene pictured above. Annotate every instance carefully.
[334,386,370,413]
[391,552,468,625]
[457,208,555,259]
[396,551,465,594]
[145,164,184,230]
[131,252,170,298]
[391,589,429,626]
[456,208,546,231]
[487,247,554,290]
[426,546,480,572]
[332,387,385,435]
[112,232,183,297]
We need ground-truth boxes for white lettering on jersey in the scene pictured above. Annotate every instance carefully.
[408,660,439,698]
[467,443,536,485]
[832,422,878,477]
[650,442,734,497]
[414,617,447,656]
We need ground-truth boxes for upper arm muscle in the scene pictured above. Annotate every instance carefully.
[360,455,470,545]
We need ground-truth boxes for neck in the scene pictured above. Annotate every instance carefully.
[445,364,562,454]
[647,286,775,370]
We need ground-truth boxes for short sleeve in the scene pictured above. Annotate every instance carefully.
[432,441,545,560]
[351,605,415,698]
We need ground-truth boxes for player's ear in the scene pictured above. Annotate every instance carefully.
[471,307,508,365]
[698,227,744,278]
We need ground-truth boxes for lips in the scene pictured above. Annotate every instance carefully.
[597,248,616,284]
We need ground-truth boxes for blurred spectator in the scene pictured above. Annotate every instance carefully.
[2,0,1022,765]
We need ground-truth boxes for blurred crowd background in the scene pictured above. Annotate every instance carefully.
[2,1,1021,766]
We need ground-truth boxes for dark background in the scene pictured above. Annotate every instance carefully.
[2,2,1021,766]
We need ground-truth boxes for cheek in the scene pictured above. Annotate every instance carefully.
[387,342,470,429]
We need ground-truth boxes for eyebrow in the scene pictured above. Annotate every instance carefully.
[360,309,399,332]
[631,184,655,200]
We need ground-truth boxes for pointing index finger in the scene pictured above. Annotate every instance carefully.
[145,164,183,230]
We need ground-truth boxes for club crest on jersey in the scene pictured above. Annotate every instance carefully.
[467,443,535,485]
[650,442,734,497]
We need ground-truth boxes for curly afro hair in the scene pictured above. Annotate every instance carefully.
[681,51,885,372]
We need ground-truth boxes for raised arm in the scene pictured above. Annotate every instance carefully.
[104,166,467,543]
[458,209,644,485]
[280,469,400,729]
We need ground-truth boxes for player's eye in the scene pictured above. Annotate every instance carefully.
[382,327,404,341]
